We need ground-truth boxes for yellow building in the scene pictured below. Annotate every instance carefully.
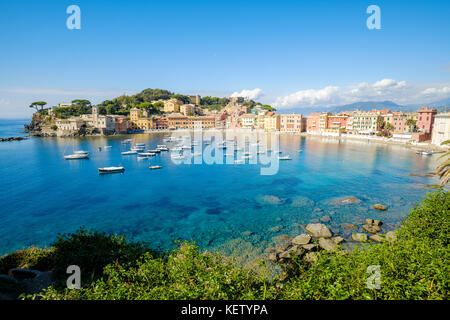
[163,98,184,113]
[264,114,280,131]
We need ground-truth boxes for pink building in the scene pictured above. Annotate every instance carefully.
[326,114,348,130]
[417,106,437,133]
[307,113,321,132]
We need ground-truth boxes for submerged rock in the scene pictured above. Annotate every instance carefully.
[341,223,358,230]
[258,195,285,205]
[318,238,338,251]
[291,196,315,208]
[372,203,387,211]
[269,225,285,233]
[363,219,383,234]
[369,234,384,242]
[291,234,311,245]
[320,215,331,223]
[328,196,361,205]
[305,223,332,238]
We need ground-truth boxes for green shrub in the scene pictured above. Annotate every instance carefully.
[37,242,272,300]
[49,228,150,285]
[0,247,54,274]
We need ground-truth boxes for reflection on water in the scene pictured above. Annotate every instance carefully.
[0,131,443,262]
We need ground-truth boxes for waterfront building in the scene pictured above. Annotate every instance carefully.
[152,116,168,130]
[187,116,216,129]
[417,106,437,134]
[280,114,306,132]
[325,114,348,133]
[112,115,128,133]
[55,117,85,132]
[307,113,321,132]
[215,114,228,129]
[350,112,382,134]
[383,112,417,134]
[431,112,450,146]
[167,113,189,129]
[240,114,258,129]
[264,113,280,132]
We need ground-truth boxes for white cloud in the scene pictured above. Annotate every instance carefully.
[274,79,450,108]
[231,88,264,100]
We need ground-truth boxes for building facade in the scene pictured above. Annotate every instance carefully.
[432,112,450,146]
[280,114,306,132]
[417,106,437,133]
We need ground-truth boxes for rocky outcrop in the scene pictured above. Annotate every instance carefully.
[0,268,55,299]
[372,204,387,211]
[363,219,383,234]
[0,137,27,142]
[291,234,311,246]
[318,238,338,251]
[369,234,384,242]
[305,223,332,238]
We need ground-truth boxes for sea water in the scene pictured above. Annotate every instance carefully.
[0,122,442,262]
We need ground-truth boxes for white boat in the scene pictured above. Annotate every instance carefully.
[64,153,89,160]
[147,149,161,153]
[243,155,253,159]
[104,146,112,149]
[131,147,145,152]
[74,150,89,155]
[182,145,191,150]
[234,159,244,164]
[225,153,234,156]
[149,165,163,170]
[278,155,292,160]
[417,151,432,156]
[157,147,169,151]
[98,166,125,173]
[137,152,156,157]
[121,151,137,155]
[171,155,186,160]
[157,144,167,148]
[191,152,202,157]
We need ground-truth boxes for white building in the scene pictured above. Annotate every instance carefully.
[432,112,450,146]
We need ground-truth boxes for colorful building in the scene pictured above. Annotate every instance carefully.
[280,114,306,132]
[306,113,321,132]
[432,112,450,146]
[417,106,437,134]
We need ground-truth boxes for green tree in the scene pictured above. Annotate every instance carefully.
[436,140,450,185]
[29,101,47,112]
[406,118,417,132]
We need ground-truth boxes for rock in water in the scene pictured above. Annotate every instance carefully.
[320,215,331,223]
[352,233,368,242]
[291,234,311,245]
[369,234,384,242]
[363,224,381,234]
[318,238,338,251]
[305,223,332,238]
[372,204,387,211]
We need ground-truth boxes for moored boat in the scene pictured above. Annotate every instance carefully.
[121,151,137,155]
[98,166,125,173]
[64,153,89,160]
[149,165,163,170]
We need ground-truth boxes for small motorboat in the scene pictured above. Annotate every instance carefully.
[147,149,161,153]
[278,155,292,160]
[157,147,169,151]
[98,166,125,173]
[149,165,163,170]
[121,151,137,155]
[64,153,89,160]
[138,152,156,157]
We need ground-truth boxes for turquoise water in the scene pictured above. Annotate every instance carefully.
[0,121,442,260]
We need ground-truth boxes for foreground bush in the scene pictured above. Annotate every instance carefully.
[37,242,272,300]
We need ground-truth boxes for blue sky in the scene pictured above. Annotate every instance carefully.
[0,0,449,117]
